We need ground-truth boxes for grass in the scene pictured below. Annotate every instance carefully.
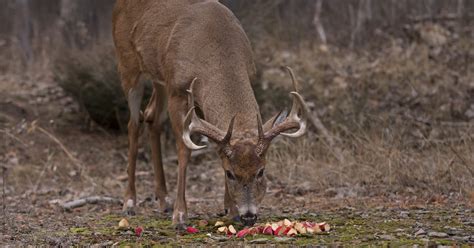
[41,207,471,246]
[50,23,473,198]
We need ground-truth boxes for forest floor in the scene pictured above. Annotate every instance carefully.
[1,25,474,246]
[1,71,473,247]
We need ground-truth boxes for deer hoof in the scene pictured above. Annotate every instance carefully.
[157,196,173,214]
[172,211,187,228]
[122,199,136,216]
[174,223,187,231]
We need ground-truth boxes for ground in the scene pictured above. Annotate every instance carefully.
[2,24,474,246]
[1,72,473,247]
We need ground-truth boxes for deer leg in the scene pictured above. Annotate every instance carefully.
[122,73,144,216]
[145,83,172,213]
[168,95,191,229]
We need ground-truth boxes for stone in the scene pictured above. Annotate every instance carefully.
[414,229,426,236]
[379,234,395,240]
[249,238,269,244]
[427,231,448,238]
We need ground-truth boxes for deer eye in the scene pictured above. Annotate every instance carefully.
[226,170,236,180]
[257,169,264,179]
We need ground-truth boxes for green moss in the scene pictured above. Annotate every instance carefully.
[70,227,92,235]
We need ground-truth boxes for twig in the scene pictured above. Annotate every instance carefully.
[61,196,122,210]
[36,126,80,165]
[30,122,81,167]
[33,152,54,193]
[0,129,28,147]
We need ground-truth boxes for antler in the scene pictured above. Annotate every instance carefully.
[256,67,309,155]
[182,78,236,151]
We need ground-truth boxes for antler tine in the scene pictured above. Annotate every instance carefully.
[280,67,308,137]
[281,92,308,138]
[258,67,308,142]
[182,77,237,150]
[187,77,198,106]
[183,78,207,150]
[285,66,299,92]
[221,115,236,144]
[183,106,207,150]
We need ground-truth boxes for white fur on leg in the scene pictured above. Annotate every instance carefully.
[126,199,135,208]
[128,81,145,125]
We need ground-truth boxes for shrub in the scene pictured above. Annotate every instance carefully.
[53,45,150,131]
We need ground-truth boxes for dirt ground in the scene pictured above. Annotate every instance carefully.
[0,66,473,247]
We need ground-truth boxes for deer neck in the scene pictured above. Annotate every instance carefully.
[194,73,260,140]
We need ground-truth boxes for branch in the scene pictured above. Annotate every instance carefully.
[409,13,474,23]
[61,196,122,210]
[30,121,81,167]
[313,0,327,44]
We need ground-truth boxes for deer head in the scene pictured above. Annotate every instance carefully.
[182,67,308,226]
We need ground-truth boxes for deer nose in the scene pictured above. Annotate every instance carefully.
[240,212,257,226]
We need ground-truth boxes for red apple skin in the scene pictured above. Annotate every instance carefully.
[135,226,143,237]
[248,227,258,235]
[282,227,292,235]
[303,221,316,228]
[263,226,273,235]
[256,226,265,234]
[274,226,284,236]
[237,229,250,238]
[186,227,199,234]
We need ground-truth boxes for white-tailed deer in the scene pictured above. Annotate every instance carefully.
[113,0,308,228]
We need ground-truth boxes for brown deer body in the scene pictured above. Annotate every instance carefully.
[113,0,308,228]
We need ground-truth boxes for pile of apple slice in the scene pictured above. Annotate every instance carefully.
[215,219,330,238]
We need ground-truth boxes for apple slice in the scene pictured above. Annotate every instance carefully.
[214,221,225,227]
[135,226,143,237]
[271,223,279,232]
[318,222,331,232]
[274,226,285,236]
[118,218,129,229]
[294,222,307,234]
[228,225,237,234]
[255,226,265,234]
[186,226,199,234]
[236,228,250,238]
[286,228,298,236]
[217,226,228,233]
[283,219,293,227]
[302,221,316,228]
[263,226,273,235]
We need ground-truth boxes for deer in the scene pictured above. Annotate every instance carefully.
[112,0,308,228]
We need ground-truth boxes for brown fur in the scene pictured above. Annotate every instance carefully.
[113,0,305,227]
[113,0,263,226]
